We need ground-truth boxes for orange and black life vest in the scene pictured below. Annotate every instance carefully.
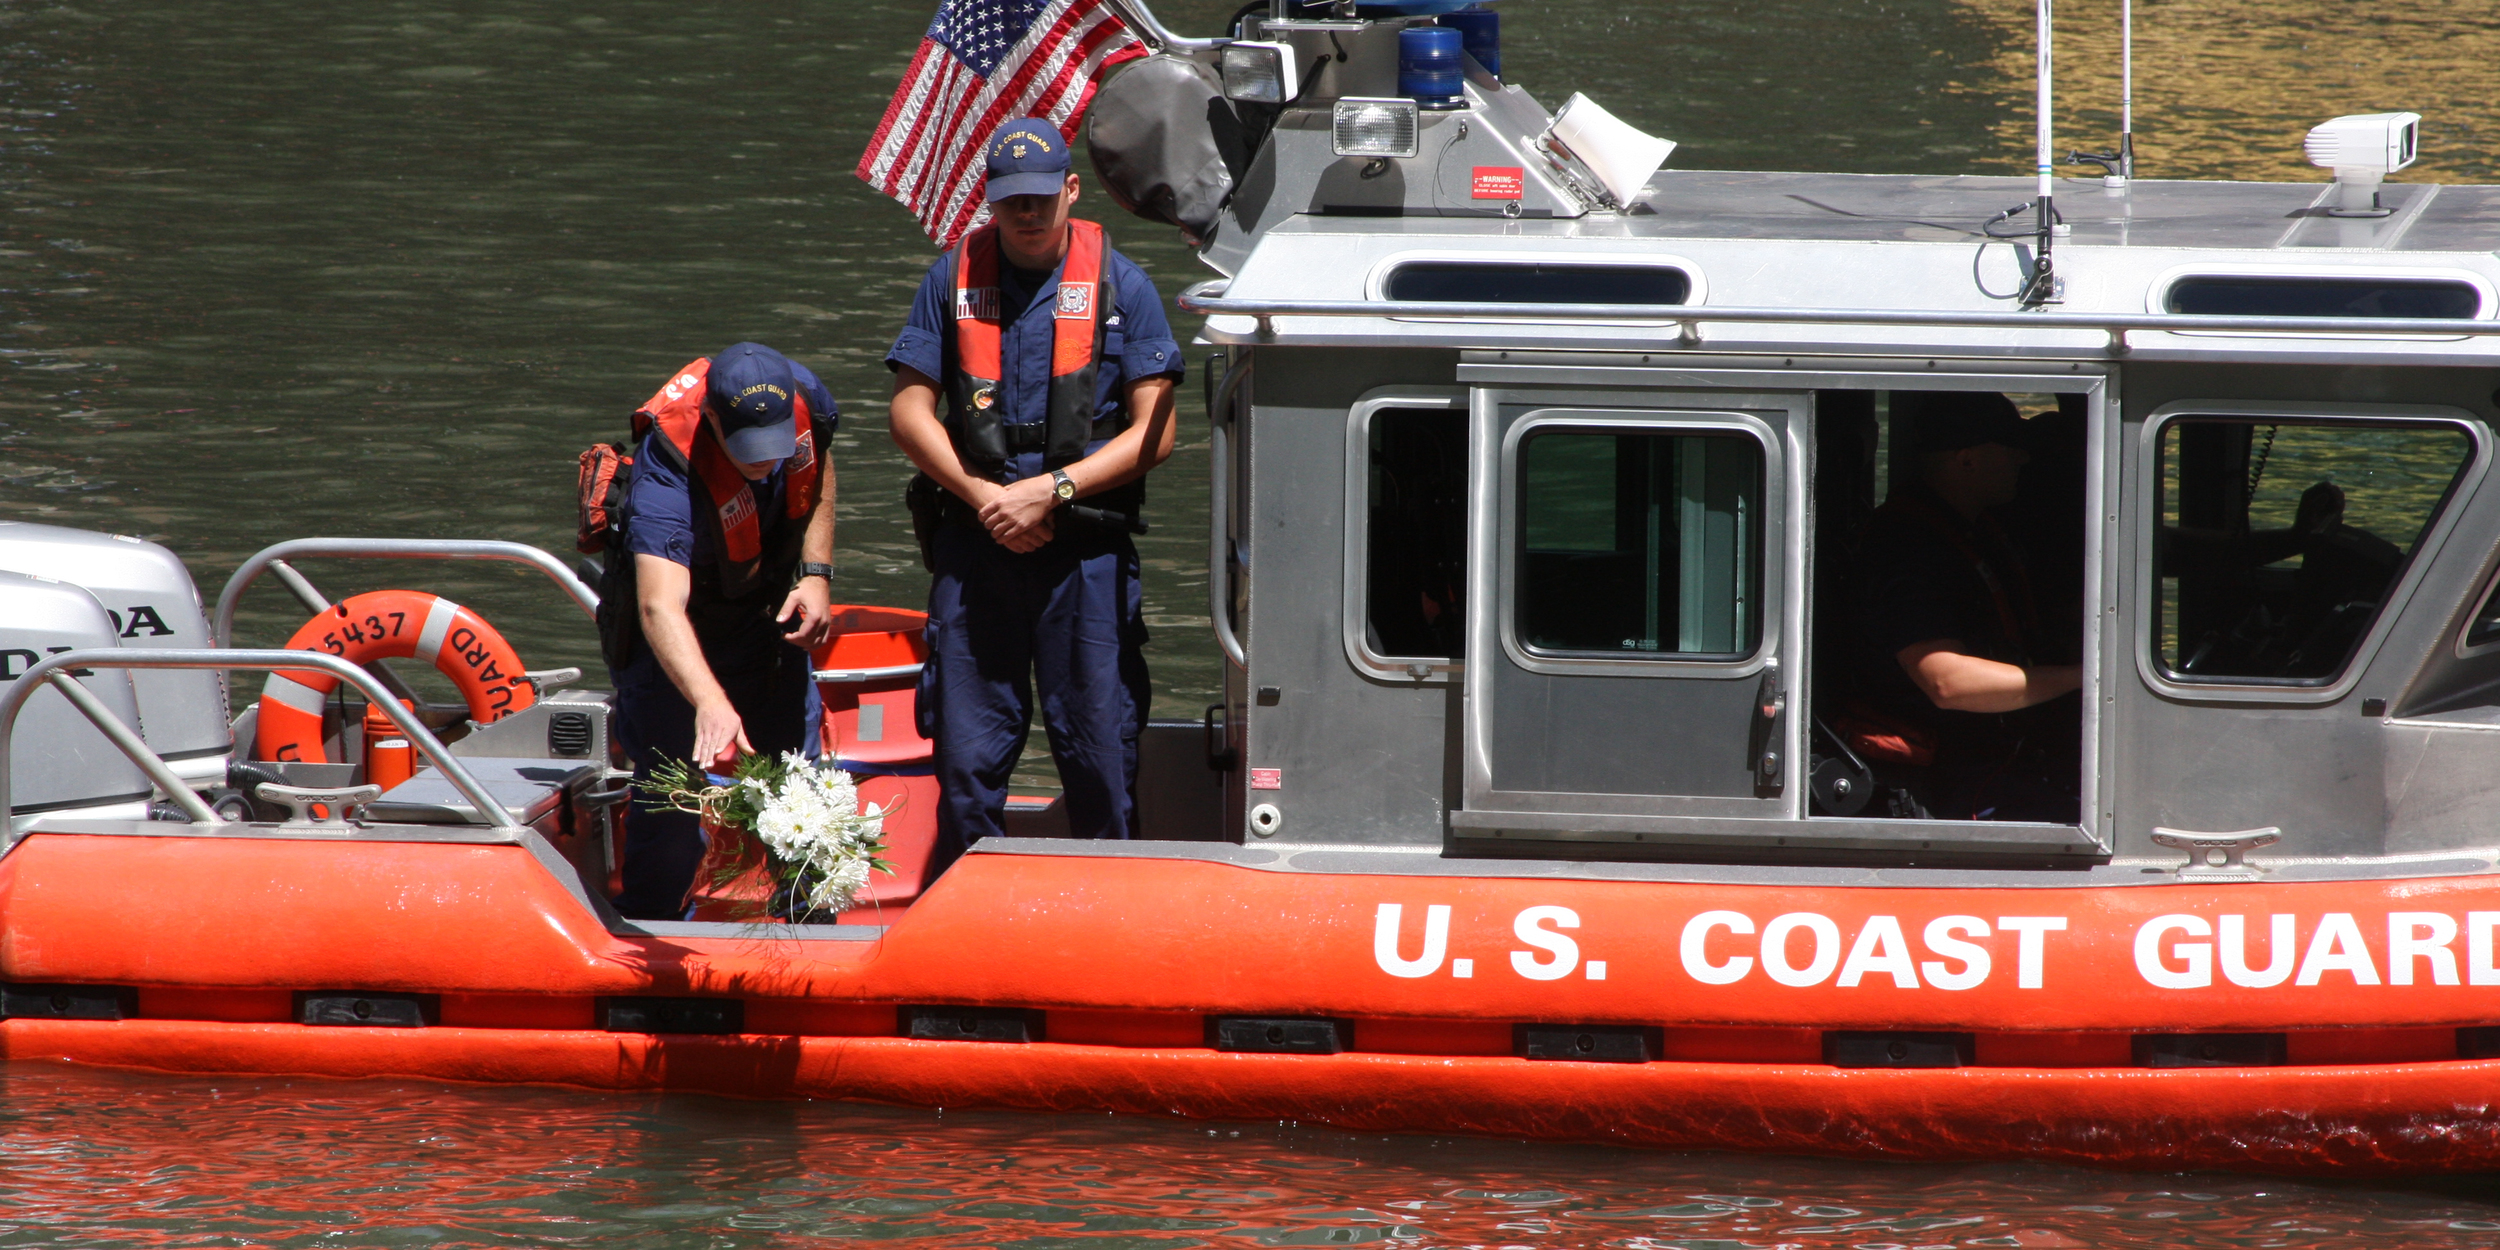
[632,356,826,603]
[943,218,1125,477]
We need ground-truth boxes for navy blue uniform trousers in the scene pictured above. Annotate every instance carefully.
[610,639,817,919]
[918,520,1150,870]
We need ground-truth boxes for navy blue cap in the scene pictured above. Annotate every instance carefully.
[983,118,1074,202]
[1904,391,2030,455]
[706,342,799,463]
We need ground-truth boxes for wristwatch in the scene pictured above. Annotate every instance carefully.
[1051,469,1077,502]
[798,562,834,582]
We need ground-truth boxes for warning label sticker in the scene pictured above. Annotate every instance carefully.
[1471,166,1525,199]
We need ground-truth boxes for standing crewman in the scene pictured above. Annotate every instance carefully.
[603,342,839,918]
[885,118,1183,867]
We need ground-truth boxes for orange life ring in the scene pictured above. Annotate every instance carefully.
[255,590,536,763]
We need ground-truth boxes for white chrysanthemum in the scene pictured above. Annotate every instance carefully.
[744,751,890,916]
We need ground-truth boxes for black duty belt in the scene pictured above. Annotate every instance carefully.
[1000,417,1126,451]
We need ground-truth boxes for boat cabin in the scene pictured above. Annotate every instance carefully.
[1136,14,2500,872]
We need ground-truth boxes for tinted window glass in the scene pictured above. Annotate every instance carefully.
[1384,262,1689,305]
[2154,419,2471,682]
[1516,429,1761,656]
[2166,277,2480,319]
[1366,408,1468,659]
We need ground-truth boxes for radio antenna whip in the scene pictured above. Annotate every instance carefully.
[2120,0,2133,179]
[2020,0,2060,306]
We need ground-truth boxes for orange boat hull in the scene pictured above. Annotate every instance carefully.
[7,1019,2496,1174]
[8,828,2500,1173]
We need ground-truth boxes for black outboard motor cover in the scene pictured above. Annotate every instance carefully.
[1085,55,1251,245]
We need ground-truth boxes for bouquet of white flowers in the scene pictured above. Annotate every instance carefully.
[641,751,895,921]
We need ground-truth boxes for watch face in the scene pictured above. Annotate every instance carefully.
[1054,475,1075,500]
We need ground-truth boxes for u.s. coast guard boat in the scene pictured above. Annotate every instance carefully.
[9,0,2500,1175]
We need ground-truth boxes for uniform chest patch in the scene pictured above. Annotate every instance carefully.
[719,487,757,530]
[957,287,1000,321]
[1055,282,1094,319]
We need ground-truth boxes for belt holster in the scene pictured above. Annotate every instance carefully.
[904,472,950,573]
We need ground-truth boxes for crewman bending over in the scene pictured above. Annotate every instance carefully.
[604,342,839,918]
[1848,393,2079,821]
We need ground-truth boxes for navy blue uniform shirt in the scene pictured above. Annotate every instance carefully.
[885,237,1183,483]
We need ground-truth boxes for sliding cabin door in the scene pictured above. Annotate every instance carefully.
[1457,389,1806,842]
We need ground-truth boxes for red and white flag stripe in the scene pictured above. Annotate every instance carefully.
[856,0,1144,248]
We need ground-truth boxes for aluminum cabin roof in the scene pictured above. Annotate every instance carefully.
[1598,169,2493,253]
[1260,169,2500,252]
[1198,170,2500,362]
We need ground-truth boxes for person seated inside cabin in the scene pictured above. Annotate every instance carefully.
[2159,478,2394,678]
[1845,393,2081,822]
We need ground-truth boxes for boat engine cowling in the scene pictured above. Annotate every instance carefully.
[0,568,153,830]
[0,522,229,789]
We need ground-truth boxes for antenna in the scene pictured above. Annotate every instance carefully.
[2020,0,2059,306]
[2120,0,2133,180]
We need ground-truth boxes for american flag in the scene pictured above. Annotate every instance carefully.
[857,0,1147,247]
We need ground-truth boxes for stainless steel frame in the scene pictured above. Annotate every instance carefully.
[1099,0,1230,53]
[1208,352,1253,671]
[1461,388,1807,823]
[1491,406,1785,680]
[810,663,924,684]
[2128,401,2490,706]
[1339,386,1467,684]
[1177,285,2500,347]
[213,538,600,647]
[1455,358,2115,844]
[1361,251,1710,321]
[2453,562,2500,662]
[2142,262,2498,326]
[0,648,527,837]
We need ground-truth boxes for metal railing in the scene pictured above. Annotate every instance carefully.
[1176,282,2500,349]
[1100,0,1229,52]
[213,539,600,648]
[1206,351,1252,670]
[1,649,527,834]
[810,663,924,684]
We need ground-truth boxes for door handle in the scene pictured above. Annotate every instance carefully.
[1204,702,1237,771]
[1750,661,1785,794]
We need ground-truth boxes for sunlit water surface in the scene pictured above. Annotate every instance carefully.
[8,1066,2500,1249]
[10,0,2500,1238]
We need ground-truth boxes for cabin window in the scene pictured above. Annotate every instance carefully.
[2467,580,2500,650]
[2153,417,2471,683]
[1515,428,1762,656]
[1365,407,1469,660]
[1382,261,1690,305]
[2163,276,2482,320]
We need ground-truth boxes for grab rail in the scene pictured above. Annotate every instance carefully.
[1099,0,1229,52]
[0,649,527,836]
[214,539,600,647]
[1174,284,2500,347]
[1206,350,1251,671]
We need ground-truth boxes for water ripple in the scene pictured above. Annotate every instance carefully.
[0,1067,2495,1248]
